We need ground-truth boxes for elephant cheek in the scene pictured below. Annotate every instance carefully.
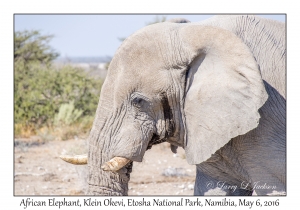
[156,118,166,138]
[112,124,153,162]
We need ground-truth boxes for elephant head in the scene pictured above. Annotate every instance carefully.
[61,22,268,195]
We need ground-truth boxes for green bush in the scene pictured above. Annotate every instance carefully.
[54,101,83,126]
[14,30,103,138]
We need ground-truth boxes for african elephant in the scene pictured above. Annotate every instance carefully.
[61,15,286,196]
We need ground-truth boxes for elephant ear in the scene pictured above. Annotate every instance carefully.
[181,25,268,165]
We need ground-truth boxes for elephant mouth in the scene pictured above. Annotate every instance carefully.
[100,133,166,172]
[146,133,167,150]
[60,134,166,173]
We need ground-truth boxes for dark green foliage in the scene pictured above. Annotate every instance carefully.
[14,30,59,66]
[14,31,102,134]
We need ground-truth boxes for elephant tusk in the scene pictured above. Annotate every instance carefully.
[101,157,131,172]
[59,154,88,165]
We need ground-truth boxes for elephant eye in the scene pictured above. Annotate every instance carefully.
[130,93,151,111]
[132,97,145,108]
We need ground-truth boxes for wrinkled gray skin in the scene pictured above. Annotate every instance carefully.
[87,15,285,196]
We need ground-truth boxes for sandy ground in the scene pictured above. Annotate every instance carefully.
[14,137,196,196]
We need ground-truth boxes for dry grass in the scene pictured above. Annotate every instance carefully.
[37,125,90,141]
[15,124,36,138]
[15,116,94,141]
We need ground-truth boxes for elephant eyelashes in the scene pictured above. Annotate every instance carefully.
[131,94,151,111]
[130,92,151,109]
[132,97,145,108]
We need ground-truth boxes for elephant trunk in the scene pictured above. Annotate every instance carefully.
[86,119,132,195]
[87,144,132,195]
[85,85,132,195]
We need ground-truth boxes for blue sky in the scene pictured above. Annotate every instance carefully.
[14,14,285,58]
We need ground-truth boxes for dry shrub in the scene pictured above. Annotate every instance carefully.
[33,115,93,141]
[36,126,55,142]
[53,126,81,141]
[15,123,36,138]
[15,118,94,141]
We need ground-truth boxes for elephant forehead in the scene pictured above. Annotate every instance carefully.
[107,44,165,83]
[112,23,185,72]
[109,56,171,95]
[117,32,161,64]
[105,23,186,101]
[114,68,170,96]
